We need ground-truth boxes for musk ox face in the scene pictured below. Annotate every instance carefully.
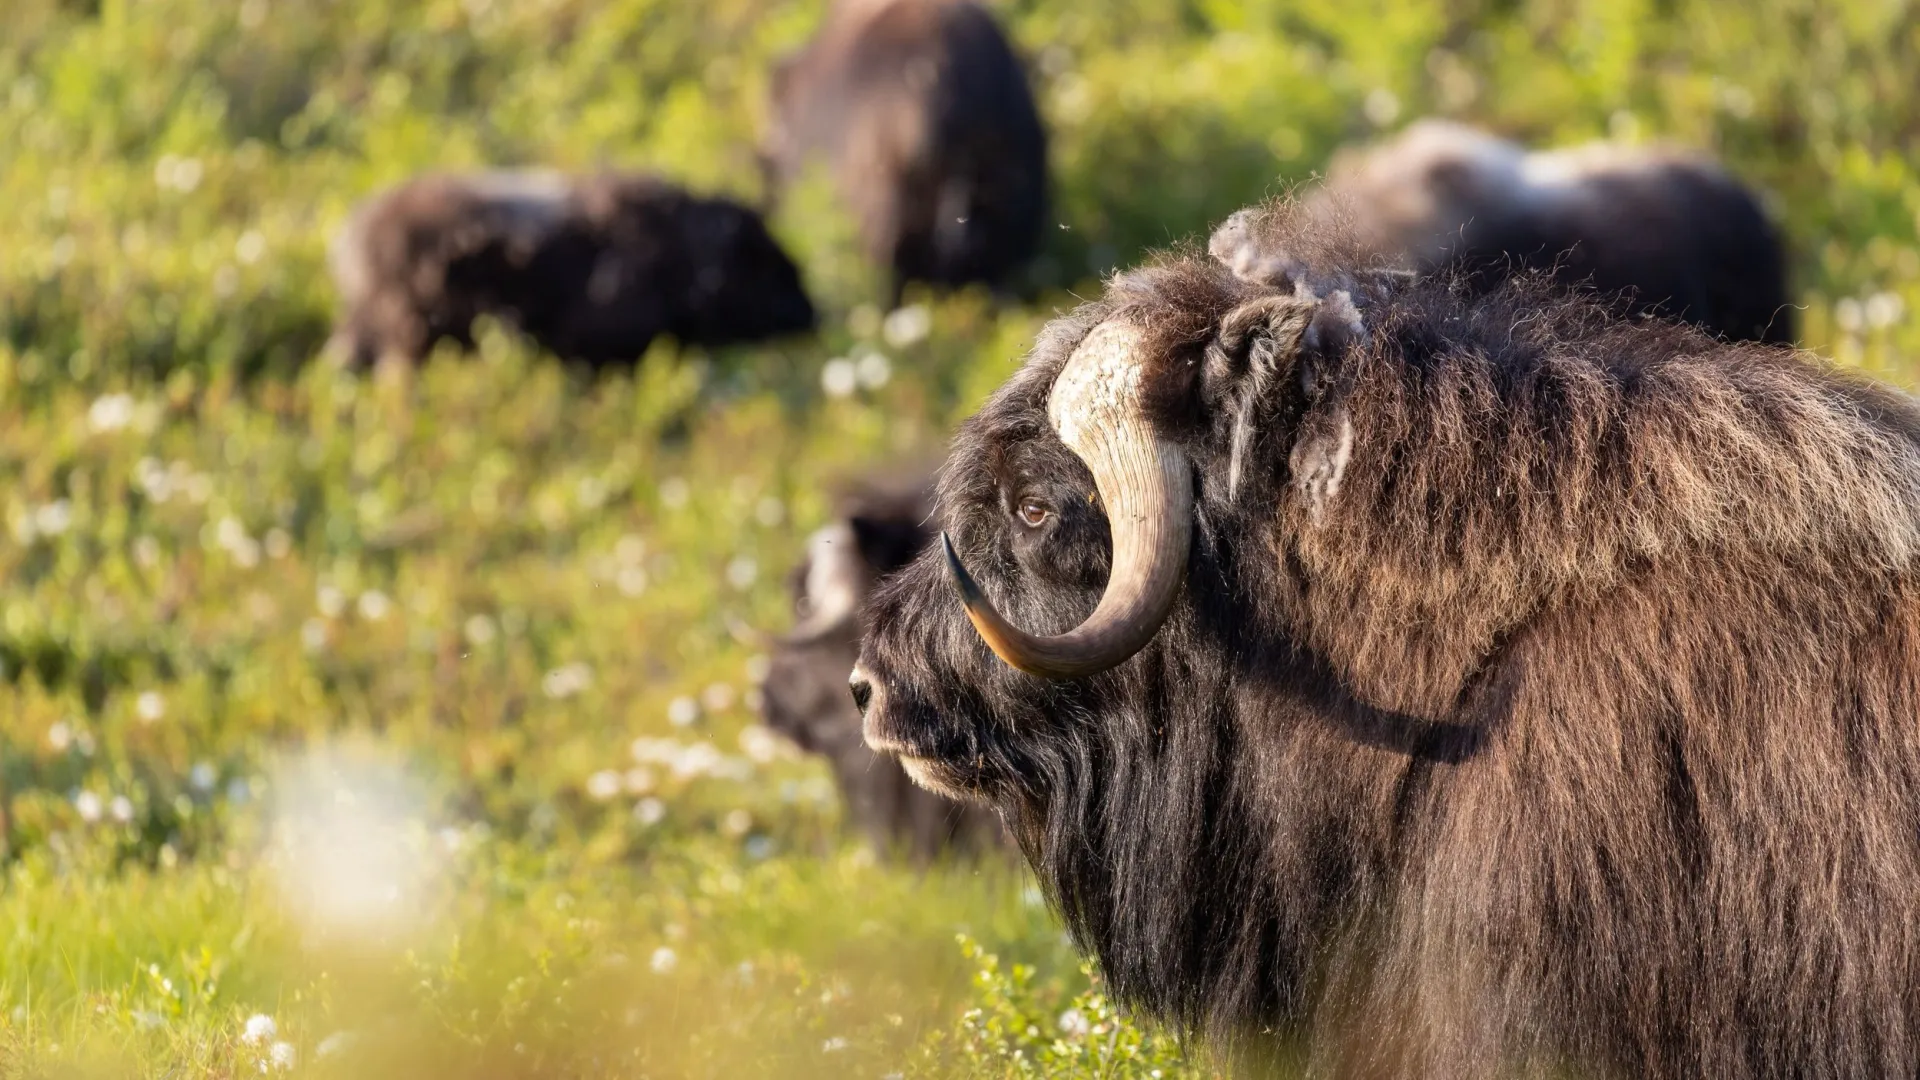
[855,257,1369,817]
[678,202,817,344]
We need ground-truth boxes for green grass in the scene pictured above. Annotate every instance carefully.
[0,0,1917,1075]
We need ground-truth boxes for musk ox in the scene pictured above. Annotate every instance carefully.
[760,0,1049,307]
[852,198,1920,1076]
[755,474,1004,861]
[1211,119,1793,344]
[326,170,815,367]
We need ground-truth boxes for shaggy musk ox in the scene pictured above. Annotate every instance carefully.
[852,198,1920,1076]
[761,0,1048,306]
[754,474,1003,861]
[1211,120,1794,345]
[327,170,815,367]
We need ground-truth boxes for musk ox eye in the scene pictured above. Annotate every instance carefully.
[1017,499,1051,528]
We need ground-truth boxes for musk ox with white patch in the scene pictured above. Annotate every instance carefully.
[761,0,1048,307]
[851,196,1920,1075]
[1212,120,1793,344]
[327,170,815,367]
[756,474,1004,861]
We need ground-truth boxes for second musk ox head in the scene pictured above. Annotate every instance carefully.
[756,474,1004,862]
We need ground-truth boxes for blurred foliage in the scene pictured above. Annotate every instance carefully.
[0,0,1916,1075]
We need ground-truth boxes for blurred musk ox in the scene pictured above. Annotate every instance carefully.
[1212,119,1793,344]
[852,197,1920,1075]
[327,170,815,367]
[761,0,1049,307]
[755,473,1003,861]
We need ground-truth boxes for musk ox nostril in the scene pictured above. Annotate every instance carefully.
[848,671,873,716]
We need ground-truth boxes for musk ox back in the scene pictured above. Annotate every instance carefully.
[1212,119,1794,344]
[756,474,1003,861]
[327,170,815,367]
[853,197,1920,1075]
[762,0,1048,306]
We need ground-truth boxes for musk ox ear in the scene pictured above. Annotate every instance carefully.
[1208,289,1367,505]
[1288,290,1365,524]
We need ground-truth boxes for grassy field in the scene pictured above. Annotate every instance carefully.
[1,0,1917,1076]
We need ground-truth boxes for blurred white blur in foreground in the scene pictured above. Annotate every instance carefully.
[266,747,444,943]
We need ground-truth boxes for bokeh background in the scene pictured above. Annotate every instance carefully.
[0,0,1915,1075]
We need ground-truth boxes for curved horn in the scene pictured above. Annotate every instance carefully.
[945,320,1193,679]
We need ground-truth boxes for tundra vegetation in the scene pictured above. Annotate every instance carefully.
[0,0,1915,1076]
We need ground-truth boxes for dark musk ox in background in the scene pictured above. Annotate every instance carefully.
[760,0,1049,307]
[754,472,1004,861]
[1212,119,1794,344]
[326,170,815,367]
[851,197,1920,1075]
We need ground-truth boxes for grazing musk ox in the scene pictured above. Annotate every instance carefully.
[755,474,1004,861]
[761,0,1048,307]
[1211,120,1794,344]
[852,197,1920,1075]
[327,170,815,367]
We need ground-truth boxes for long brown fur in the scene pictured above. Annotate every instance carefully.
[855,195,1920,1077]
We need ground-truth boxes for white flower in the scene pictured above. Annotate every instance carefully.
[267,1040,297,1070]
[1866,291,1904,330]
[585,770,622,801]
[667,696,701,727]
[74,791,102,823]
[745,654,772,684]
[47,722,71,752]
[109,795,134,823]
[300,618,328,653]
[191,762,217,791]
[754,496,785,526]
[542,663,593,700]
[634,798,666,827]
[658,478,690,510]
[722,809,752,837]
[88,393,136,433]
[315,585,346,618]
[822,1037,848,1053]
[136,692,165,723]
[725,556,758,590]
[855,350,893,390]
[1058,1008,1091,1037]
[33,500,72,537]
[462,614,497,646]
[701,682,737,713]
[738,726,782,764]
[617,566,648,597]
[649,946,677,974]
[881,304,931,348]
[154,155,204,193]
[355,590,391,621]
[235,230,266,266]
[820,358,858,398]
[241,1013,277,1045]
[1837,297,1864,333]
